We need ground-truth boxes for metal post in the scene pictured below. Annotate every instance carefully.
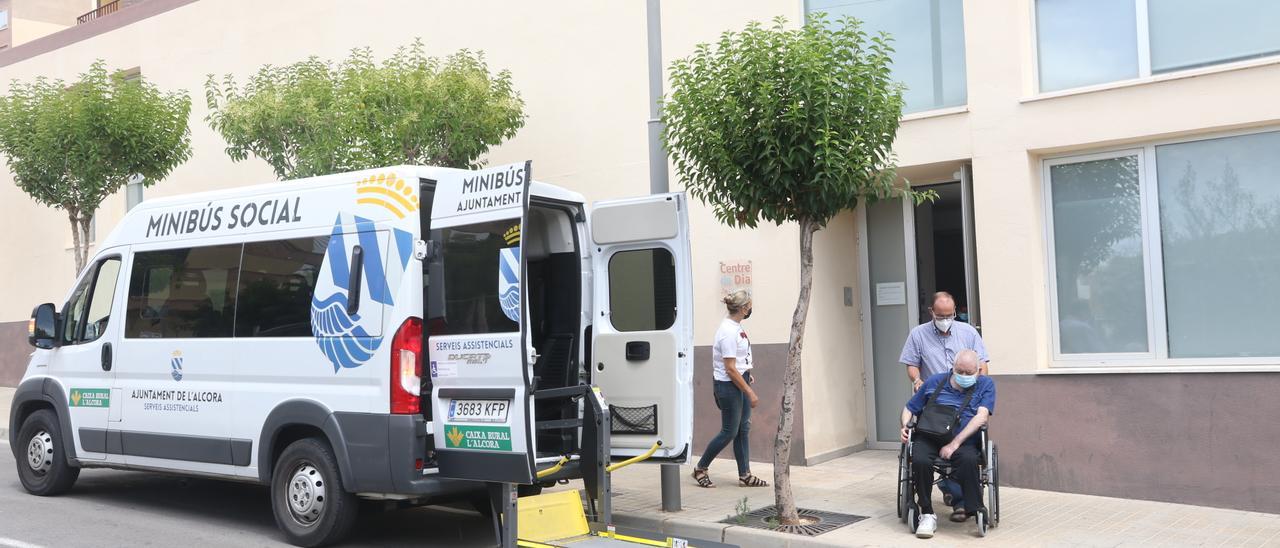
[488,482,518,548]
[646,0,669,196]
[647,0,682,513]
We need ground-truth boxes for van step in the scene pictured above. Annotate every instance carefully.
[534,386,589,400]
[536,419,583,431]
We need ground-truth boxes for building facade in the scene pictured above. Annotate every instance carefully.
[0,0,1276,514]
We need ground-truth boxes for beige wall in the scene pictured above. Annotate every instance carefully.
[799,209,867,459]
[879,0,1280,376]
[10,17,68,46]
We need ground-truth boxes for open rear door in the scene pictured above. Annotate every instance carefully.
[427,161,535,484]
[590,193,693,461]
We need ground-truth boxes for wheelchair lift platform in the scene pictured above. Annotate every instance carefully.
[515,490,732,548]
[485,386,735,548]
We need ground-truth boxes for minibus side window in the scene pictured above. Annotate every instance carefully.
[125,245,240,338]
[80,258,122,342]
[236,237,328,337]
[607,248,677,332]
[61,271,94,345]
[429,219,522,335]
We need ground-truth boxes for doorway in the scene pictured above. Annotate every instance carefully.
[859,166,980,446]
[913,181,980,328]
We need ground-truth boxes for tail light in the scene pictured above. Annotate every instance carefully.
[390,317,423,414]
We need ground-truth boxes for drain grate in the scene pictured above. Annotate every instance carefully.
[718,505,867,536]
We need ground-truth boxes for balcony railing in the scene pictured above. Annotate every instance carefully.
[76,1,124,25]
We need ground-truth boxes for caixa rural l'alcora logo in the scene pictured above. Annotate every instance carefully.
[310,173,415,373]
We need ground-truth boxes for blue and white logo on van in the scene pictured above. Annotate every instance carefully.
[311,214,414,372]
[170,351,183,381]
[498,245,521,323]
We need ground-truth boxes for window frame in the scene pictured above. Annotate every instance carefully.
[123,243,244,340]
[802,0,969,116]
[605,246,678,333]
[1031,0,1280,96]
[62,254,123,345]
[1041,126,1280,370]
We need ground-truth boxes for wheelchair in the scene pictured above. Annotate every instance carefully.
[897,423,1001,537]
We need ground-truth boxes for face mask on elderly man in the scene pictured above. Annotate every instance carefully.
[953,372,977,388]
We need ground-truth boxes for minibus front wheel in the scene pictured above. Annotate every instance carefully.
[15,409,79,496]
[270,437,359,547]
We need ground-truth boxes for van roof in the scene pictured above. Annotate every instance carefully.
[131,165,585,213]
[101,164,586,250]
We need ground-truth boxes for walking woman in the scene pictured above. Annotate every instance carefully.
[691,290,768,488]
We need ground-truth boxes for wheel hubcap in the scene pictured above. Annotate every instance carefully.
[26,430,54,475]
[286,462,326,526]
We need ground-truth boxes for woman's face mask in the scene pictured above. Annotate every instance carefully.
[742,305,753,320]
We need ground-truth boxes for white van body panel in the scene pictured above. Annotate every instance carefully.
[12,164,688,502]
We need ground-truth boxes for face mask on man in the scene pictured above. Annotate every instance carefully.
[954,373,977,388]
[934,318,953,333]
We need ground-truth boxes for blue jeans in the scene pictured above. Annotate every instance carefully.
[696,380,751,477]
[942,478,964,508]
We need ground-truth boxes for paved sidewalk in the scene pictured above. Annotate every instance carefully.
[575,450,1280,547]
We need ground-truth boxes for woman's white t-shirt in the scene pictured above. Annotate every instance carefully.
[712,317,753,382]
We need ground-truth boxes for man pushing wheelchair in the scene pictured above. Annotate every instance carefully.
[899,349,999,538]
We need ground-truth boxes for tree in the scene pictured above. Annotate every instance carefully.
[662,15,923,525]
[205,39,526,179]
[0,61,192,273]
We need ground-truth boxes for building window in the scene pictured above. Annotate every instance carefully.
[807,0,967,114]
[1036,0,1280,93]
[1044,129,1280,364]
[608,248,677,332]
[0,10,10,31]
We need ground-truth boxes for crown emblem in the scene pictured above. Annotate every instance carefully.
[503,224,521,246]
[356,172,419,219]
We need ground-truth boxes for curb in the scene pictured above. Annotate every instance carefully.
[613,510,858,548]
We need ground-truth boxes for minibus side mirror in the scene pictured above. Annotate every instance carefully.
[29,303,58,349]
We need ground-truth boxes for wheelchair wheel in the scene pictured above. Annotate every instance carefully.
[990,445,1000,527]
[897,445,909,521]
[906,501,919,534]
[976,507,988,537]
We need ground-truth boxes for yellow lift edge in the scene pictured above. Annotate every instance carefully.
[516,441,715,547]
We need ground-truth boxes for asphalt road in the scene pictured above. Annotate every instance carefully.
[0,440,498,548]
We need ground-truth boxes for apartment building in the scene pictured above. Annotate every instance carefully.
[0,0,1275,513]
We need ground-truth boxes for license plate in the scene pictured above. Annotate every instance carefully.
[448,399,509,423]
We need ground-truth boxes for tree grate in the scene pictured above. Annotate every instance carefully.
[718,505,867,536]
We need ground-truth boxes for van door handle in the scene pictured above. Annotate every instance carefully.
[625,341,650,361]
[347,245,364,315]
[101,343,113,372]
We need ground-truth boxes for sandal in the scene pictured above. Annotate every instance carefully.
[739,473,769,487]
[692,468,715,488]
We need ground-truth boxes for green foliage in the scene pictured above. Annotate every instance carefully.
[662,15,913,230]
[205,39,526,179]
[0,60,192,271]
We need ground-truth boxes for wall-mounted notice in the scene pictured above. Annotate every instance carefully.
[876,282,906,306]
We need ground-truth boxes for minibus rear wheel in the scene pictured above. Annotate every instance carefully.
[270,437,359,547]
[16,409,79,496]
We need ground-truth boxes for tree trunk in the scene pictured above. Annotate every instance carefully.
[79,215,94,272]
[773,216,818,525]
[68,210,86,274]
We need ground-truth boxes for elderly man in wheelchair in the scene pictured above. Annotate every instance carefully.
[898,349,999,538]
